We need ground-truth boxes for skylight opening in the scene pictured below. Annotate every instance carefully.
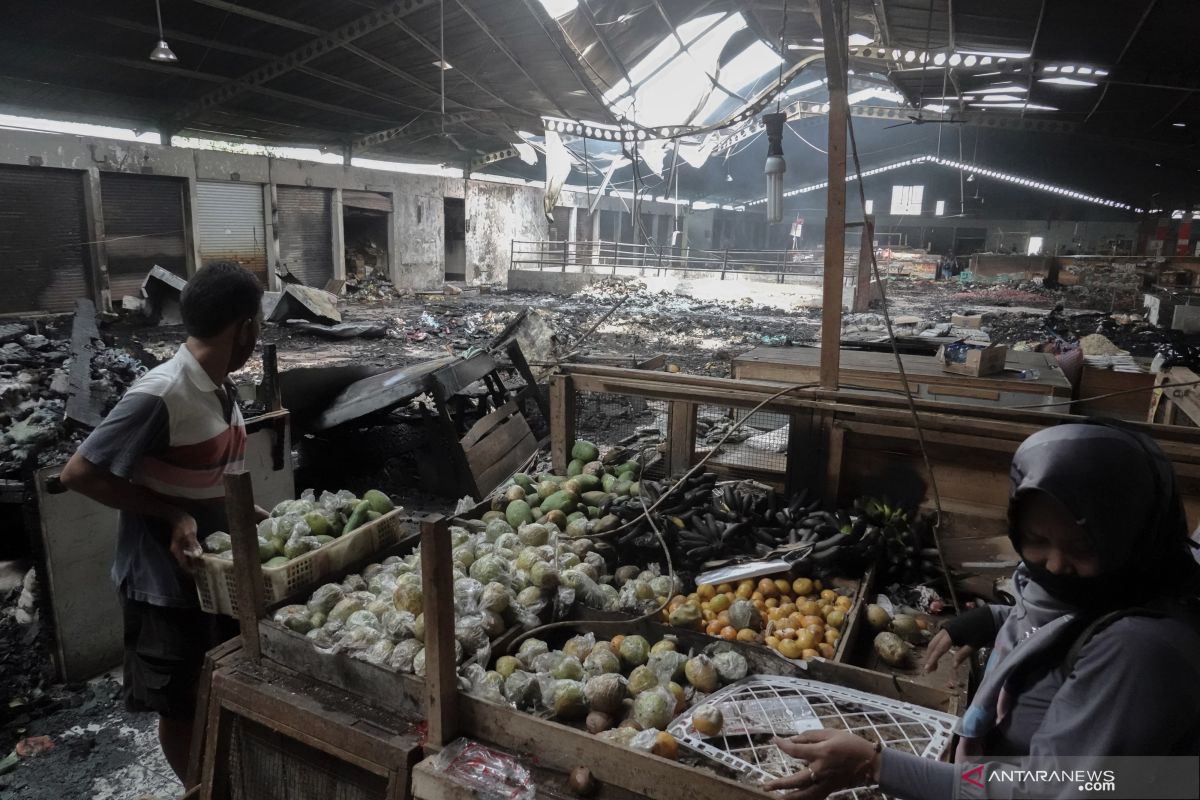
[1039,77,1098,87]
[537,0,578,19]
[0,113,159,144]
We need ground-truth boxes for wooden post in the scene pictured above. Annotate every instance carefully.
[223,470,264,662]
[667,401,697,477]
[852,215,876,313]
[420,514,458,748]
[819,0,849,390]
[550,374,576,474]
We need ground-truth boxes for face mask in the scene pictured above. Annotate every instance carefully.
[1022,562,1119,610]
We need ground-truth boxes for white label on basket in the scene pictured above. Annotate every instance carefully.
[717,695,822,737]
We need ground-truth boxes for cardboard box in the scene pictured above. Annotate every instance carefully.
[952,313,985,329]
[935,341,1008,377]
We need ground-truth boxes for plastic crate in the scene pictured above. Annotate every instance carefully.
[194,509,415,616]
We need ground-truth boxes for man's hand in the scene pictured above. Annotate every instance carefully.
[168,510,201,572]
[762,730,880,800]
[923,628,975,673]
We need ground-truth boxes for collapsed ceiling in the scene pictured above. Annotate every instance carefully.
[0,1,1196,207]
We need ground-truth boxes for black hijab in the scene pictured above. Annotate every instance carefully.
[1008,422,1200,610]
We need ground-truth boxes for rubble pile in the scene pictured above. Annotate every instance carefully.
[1057,263,1142,311]
[343,274,408,303]
[0,321,147,478]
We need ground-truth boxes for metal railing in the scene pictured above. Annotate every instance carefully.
[510,239,861,283]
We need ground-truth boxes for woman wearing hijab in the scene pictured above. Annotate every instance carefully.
[763,423,1200,799]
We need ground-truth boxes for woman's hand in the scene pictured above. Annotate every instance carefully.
[922,628,975,673]
[762,730,880,800]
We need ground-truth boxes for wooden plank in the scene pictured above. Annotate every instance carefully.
[261,342,282,412]
[431,383,481,499]
[460,399,521,451]
[473,430,537,497]
[928,385,1002,402]
[824,423,846,506]
[421,515,458,748]
[1077,364,1155,420]
[312,356,453,431]
[637,354,668,371]
[464,408,531,473]
[187,637,243,790]
[549,374,575,474]
[666,400,696,476]
[199,695,232,800]
[65,298,102,428]
[223,471,264,661]
[431,352,498,399]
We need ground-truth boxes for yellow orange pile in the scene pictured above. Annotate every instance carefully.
[661,576,853,661]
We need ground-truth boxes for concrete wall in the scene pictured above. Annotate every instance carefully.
[0,128,548,302]
[508,269,634,294]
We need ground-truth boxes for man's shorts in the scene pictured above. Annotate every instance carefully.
[121,594,237,719]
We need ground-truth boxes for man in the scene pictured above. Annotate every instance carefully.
[61,261,264,783]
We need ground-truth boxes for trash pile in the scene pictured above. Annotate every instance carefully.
[0,320,148,478]
[343,274,407,303]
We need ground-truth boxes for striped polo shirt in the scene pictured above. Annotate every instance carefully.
[79,343,246,607]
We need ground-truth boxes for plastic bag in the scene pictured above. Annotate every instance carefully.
[503,669,541,710]
[341,573,368,593]
[203,532,232,553]
[429,738,534,800]
[381,609,416,639]
[353,638,394,666]
[273,605,312,634]
[462,664,507,704]
[389,639,423,673]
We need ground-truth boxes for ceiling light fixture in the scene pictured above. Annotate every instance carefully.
[149,0,178,63]
[1173,122,1186,128]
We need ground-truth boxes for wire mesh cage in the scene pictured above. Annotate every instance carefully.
[695,405,790,478]
[574,390,669,477]
[226,716,388,800]
[667,675,957,799]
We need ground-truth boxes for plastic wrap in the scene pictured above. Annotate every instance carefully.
[202,532,232,553]
[514,638,549,668]
[381,609,416,639]
[306,583,344,616]
[535,676,587,720]
[462,664,507,704]
[353,638,394,666]
[345,609,382,633]
[393,573,424,614]
[503,669,540,710]
[479,582,511,614]
[273,605,312,634]
[648,651,688,685]
[428,738,534,800]
[561,633,595,661]
[367,571,398,598]
[341,573,368,593]
[389,639,423,673]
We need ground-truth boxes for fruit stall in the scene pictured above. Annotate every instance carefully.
[186,364,1200,800]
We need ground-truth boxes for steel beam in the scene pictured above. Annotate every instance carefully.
[573,0,633,86]
[872,0,894,48]
[518,0,623,120]
[169,0,440,125]
[1020,0,1047,119]
[470,147,521,172]
[353,111,480,151]
[452,0,572,119]
[387,19,527,113]
[1084,0,1158,125]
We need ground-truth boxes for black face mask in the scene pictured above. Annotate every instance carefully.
[1008,423,1200,612]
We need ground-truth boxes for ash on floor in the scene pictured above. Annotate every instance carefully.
[1,673,180,800]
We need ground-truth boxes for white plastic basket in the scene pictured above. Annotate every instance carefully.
[668,675,958,798]
[193,509,415,615]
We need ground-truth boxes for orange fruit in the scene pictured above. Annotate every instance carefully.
[697,584,716,600]
[799,600,821,616]
[765,635,781,649]
[792,577,814,596]
[765,598,779,609]
[652,732,678,760]
[778,603,797,617]
[706,620,724,636]
[825,628,840,645]
[826,609,846,628]
[751,591,764,603]
[820,589,837,602]
[775,578,793,596]
[813,579,824,592]
[709,594,731,613]
[755,578,777,598]
[817,643,836,659]
[835,594,853,608]
[737,628,757,643]
[735,584,754,600]
[703,609,715,622]
[767,607,784,621]
[716,583,733,595]
[801,648,820,660]
[806,623,825,638]
[794,630,816,651]
[801,615,824,628]
[612,635,625,649]
[720,626,738,641]
[668,596,687,613]
[738,579,755,593]
[778,627,796,640]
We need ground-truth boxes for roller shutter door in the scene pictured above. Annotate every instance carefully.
[100,173,187,301]
[197,182,268,285]
[0,165,91,314]
[342,189,392,213]
[276,186,333,287]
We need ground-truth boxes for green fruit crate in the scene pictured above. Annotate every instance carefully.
[194,509,417,616]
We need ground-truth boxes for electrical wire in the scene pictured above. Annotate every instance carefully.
[840,2,960,613]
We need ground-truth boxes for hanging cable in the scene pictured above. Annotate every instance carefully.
[842,2,960,613]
